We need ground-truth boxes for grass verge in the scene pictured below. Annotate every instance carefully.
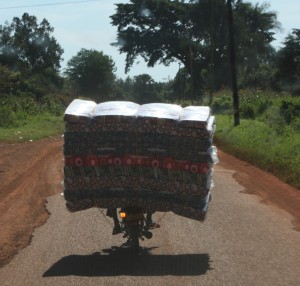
[214,115,300,189]
[0,114,64,143]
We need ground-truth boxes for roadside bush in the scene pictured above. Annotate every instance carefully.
[240,102,255,119]
[0,106,16,128]
[40,94,65,116]
[279,100,300,124]
[256,98,272,115]
[211,94,232,114]
[215,115,300,189]
[291,117,300,132]
[263,105,286,133]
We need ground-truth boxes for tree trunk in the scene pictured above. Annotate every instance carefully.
[227,0,240,126]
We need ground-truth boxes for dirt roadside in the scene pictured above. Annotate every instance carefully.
[0,138,299,267]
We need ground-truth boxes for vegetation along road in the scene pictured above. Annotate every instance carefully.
[0,137,299,285]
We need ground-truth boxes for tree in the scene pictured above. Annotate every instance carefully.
[65,49,116,101]
[233,1,279,87]
[111,0,208,101]
[171,67,191,101]
[132,73,159,103]
[275,29,300,93]
[0,13,63,73]
[0,64,21,94]
[110,0,280,98]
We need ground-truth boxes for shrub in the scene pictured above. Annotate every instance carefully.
[263,105,286,134]
[240,103,255,119]
[211,94,232,114]
[40,94,64,116]
[291,117,300,132]
[279,100,300,124]
[0,106,17,128]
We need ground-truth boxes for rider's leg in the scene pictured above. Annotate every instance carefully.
[107,208,122,235]
[146,212,160,228]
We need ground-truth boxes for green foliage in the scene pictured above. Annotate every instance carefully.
[0,64,22,93]
[171,67,193,101]
[0,106,16,128]
[215,115,300,189]
[213,90,300,188]
[212,90,300,133]
[0,13,63,72]
[111,0,279,97]
[65,49,116,102]
[132,74,163,103]
[0,113,64,143]
[279,100,300,124]
[211,93,232,114]
[275,29,300,93]
[0,13,66,121]
[40,94,65,116]
[115,74,171,103]
[291,117,300,132]
[0,93,64,129]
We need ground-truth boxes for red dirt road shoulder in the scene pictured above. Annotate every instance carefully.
[0,137,63,267]
[218,149,300,232]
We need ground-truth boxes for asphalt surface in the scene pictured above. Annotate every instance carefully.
[0,165,299,286]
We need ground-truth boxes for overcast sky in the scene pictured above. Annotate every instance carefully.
[0,0,299,82]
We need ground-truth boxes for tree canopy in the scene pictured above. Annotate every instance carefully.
[111,0,280,100]
[0,13,63,73]
[64,49,116,101]
[275,29,300,93]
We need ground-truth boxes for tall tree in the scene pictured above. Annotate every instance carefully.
[233,1,279,85]
[275,29,300,93]
[65,49,116,101]
[111,0,279,98]
[132,73,158,103]
[111,0,208,101]
[0,13,63,73]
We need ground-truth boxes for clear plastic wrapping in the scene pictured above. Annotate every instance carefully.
[94,101,140,117]
[136,103,182,120]
[179,106,211,128]
[64,99,96,123]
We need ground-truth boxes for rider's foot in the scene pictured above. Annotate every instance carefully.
[146,222,160,229]
[112,225,122,235]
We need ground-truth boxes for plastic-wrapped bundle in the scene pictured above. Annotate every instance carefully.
[92,101,140,131]
[63,131,135,156]
[94,101,140,119]
[64,187,211,221]
[179,106,211,128]
[135,103,182,133]
[137,103,182,122]
[63,99,218,221]
[64,99,96,123]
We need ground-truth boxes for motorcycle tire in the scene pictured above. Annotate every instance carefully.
[127,224,139,251]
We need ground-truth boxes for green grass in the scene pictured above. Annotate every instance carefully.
[215,114,300,189]
[0,113,64,143]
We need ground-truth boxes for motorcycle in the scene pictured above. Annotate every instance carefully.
[121,207,157,250]
[110,207,157,251]
[107,192,211,251]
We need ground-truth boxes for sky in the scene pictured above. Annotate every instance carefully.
[0,0,299,82]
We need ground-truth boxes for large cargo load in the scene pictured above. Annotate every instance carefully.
[63,100,218,221]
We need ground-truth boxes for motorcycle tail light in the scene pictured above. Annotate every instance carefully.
[120,212,126,218]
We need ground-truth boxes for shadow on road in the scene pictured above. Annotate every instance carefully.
[43,245,212,277]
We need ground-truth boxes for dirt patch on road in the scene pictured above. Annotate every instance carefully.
[0,139,299,267]
[0,137,63,267]
[218,149,300,232]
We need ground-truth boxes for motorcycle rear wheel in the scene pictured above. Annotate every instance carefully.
[127,224,140,251]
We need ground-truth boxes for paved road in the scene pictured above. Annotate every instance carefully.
[0,165,299,286]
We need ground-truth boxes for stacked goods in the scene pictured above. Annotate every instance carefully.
[63,100,218,221]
